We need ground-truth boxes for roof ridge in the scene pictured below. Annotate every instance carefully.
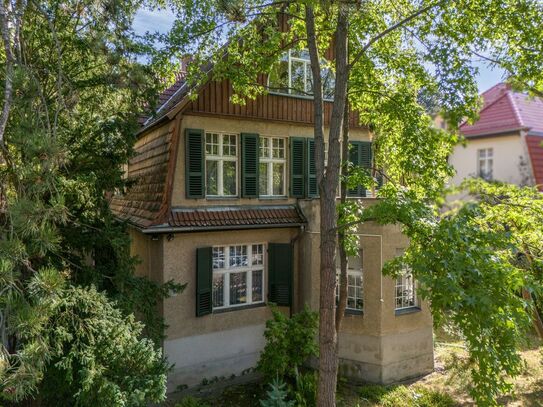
[506,91,525,128]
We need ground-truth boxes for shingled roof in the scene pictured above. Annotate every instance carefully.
[525,135,543,190]
[131,205,307,232]
[460,83,543,137]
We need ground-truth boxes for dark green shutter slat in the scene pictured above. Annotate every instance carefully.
[268,243,293,306]
[290,137,306,198]
[196,247,213,316]
[347,142,361,197]
[241,133,259,198]
[348,141,372,197]
[185,128,205,198]
[307,138,318,198]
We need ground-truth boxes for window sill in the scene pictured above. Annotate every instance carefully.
[395,307,421,316]
[205,196,239,200]
[345,309,363,316]
[213,302,266,314]
[258,196,289,200]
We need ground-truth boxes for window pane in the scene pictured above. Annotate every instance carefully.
[290,49,310,59]
[272,163,284,195]
[291,60,305,95]
[268,60,289,93]
[322,68,335,100]
[213,274,224,307]
[252,270,263,302]
[272,138,285,159]
[252,244,264,265]
[229,245,248,268]
[206,133,219,155]
[260,137,270,158]
[212,247,225,269]
[223,161,237,196]
[259,162,269,195]
[223,134,237,156]
[230,272,247,305]
[206,160,218,195]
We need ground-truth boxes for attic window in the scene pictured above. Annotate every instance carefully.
[268,49,335,100]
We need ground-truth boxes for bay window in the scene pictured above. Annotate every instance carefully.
[206,132,238,197]
[259,136,286,196]
[394,249,418,311]
[212,243,265,309]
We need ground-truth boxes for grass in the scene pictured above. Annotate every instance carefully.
[172,333,543,406]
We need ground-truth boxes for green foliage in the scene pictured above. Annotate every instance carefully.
[0,0,179,403]
[372,179,543,405]
[358,384,455,407]
[257,306,318,382]
[292,367,317,407]
[259,378,295,407]
[176,396,211,407]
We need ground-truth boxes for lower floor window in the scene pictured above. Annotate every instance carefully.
[395,272,417,310]
[336,253,363,311]
[212,244,265,309]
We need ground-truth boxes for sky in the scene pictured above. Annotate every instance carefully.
[133,8,506,94]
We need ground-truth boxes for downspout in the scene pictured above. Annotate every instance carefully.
[290,224,305,317]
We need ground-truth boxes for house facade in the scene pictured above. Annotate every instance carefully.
[111,52,434,391]
[450,83,543,188]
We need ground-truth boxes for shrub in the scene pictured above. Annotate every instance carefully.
[358,384,455,407]
[176,396,210,407]
[292,367,317,407]
[257,306,318,381]
[260,378,295,407]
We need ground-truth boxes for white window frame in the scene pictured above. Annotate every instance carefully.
[477,148,493,180]
[394,269,418,311]
[205,132,238,197]
[268,49,334,101]
[211,243,265,311]
[259,136,287,197]
[335,252,364,312]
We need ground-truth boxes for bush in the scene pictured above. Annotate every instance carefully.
[358,384,455,407]
[292,367,317,407]
[176,396,210,407]
[260,378,295,407]
[257,306,318,381]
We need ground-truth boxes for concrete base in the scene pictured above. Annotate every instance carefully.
[164,324,266,392]
[338,327,434,384]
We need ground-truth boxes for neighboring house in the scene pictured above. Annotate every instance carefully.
[450,83,543,188]
[110,48,433,391]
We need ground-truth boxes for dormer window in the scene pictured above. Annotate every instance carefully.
[268,49,335,100]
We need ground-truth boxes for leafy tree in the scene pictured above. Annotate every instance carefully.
[152,0,543,406]
[373,179,543,404]
[0,0,181,403]
[157,1,543,405]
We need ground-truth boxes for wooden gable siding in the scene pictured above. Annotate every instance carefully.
[183,78,361,128]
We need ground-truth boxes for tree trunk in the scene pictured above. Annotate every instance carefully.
[306,2,350,406]
[522,288,543,339]
[336,99,350,332]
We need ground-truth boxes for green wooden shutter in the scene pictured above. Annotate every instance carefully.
[347,141,372,197]
[347,142,362,197]
[290,137,306,198]
[268,243,293,306]
[306,138,318,198]
[241,133,259,198]
[196,247,213,316]
[185,128,205,198]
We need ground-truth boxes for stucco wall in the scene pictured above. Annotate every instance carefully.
[449,133,531,187]
[161,227,300,389]
[171,114,371,207]
[298,199,434,383]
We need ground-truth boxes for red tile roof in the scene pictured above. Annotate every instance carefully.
[525,135,543,190]
[460,83,543,137]
[164,205,306,230]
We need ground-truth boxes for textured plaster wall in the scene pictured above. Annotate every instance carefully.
[171,114,371,207]
[449,133,529,186]
[298,199,434,383]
